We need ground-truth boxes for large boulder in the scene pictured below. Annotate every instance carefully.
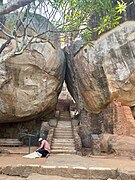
[0,13,59,46]
[66,21,135,113]
[0,15,65,123]
[100,134,135,157]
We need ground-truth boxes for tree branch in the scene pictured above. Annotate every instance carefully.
[0,4,32,54]
[0,0,36,16]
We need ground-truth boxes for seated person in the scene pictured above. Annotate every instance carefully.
[36,138,50,157]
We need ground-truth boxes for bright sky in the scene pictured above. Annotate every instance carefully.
[3,0,7,4]
[3,0,61,21]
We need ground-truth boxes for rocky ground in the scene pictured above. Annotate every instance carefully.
[0,146,135,179]
[0,174,88,180]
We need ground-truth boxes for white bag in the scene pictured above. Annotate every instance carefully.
[23,151,42,158]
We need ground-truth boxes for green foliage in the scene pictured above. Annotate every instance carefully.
[116,1,127,14]
[46,0,128,40]
[93,0,127,35]
[0,0,128,43]
[6,14,15,30]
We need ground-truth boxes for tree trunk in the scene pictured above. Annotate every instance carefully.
[0,0,3,5]
[0,0,5,30]
[0,0,36,15]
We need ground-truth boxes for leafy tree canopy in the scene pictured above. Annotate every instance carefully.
[47,0,130,40]
[0,0,134,58]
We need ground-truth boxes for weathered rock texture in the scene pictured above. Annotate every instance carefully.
[103,101,135,136]
[65,21,135,150]
[66,21,135,114]
[0,15,65,123]
[72,100,135,149]
[100,102,135,156]
[56,82,73,111]
[0,14,59,46]
[100,134,135,157]
[112,101,135,135]
[77,109,103,148]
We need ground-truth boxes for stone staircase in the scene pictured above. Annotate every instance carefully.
[51,111,76,154]
[0,139,22,147]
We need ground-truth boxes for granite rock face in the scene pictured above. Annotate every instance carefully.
[101,134,135,157]
[0,16,65,123]
[66,21,135,113]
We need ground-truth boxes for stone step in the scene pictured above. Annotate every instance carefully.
[54,132,73,138]
[54,131,73,134]
[57,123,71,125]
[59,119,71,121]
[51,112,75,154]
[54,133,74,138]
[51,143,75,149]
[54,132,73,135]
[59,116,70,119]
[57,124,72,126]
[54,131,73,133]
[51,149,76,154]
[54,133,73,136]
[57,126,72,128]
[52,142,75,146]
[60,111,70,115]
[59,114,70,117]
[57,121,71,124]
[53,138,74,142]
[56,125,72,129]
[57,124,71,126]
[55,127,72,129]
[52,146,75,150]
[57,122,71,124]
[56,127,72,129]
[51,146,75,151]
[58,121,71,123]
[57,125,72,127]
[60,115,70,117]
[52,142,75,145]
[60,114,70,116]
[54,136,73,139]
[57,123,71,126]
[0,139,22,147]
[52,144,75,147]
[60,110,70,113]
[59,118,70,120]
[51,142,75,147]
[54,136,74,140]
[52,139,75,142]
[54,128,73,133]
[0,164,120,179]
[54,138,74,140]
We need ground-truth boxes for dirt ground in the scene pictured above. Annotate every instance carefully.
[0,146,135,179]
[0,151,135,171]
[0,174,89,180]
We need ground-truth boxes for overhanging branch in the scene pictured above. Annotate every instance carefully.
[0,0,36,16]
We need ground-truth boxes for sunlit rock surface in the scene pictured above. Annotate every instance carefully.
[0,16,65,123]
[101,134,135,157]
[66,21,135,113]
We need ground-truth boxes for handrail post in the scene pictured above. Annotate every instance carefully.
[28,136,31,154]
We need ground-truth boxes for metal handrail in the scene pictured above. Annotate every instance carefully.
[20,133,36,154]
